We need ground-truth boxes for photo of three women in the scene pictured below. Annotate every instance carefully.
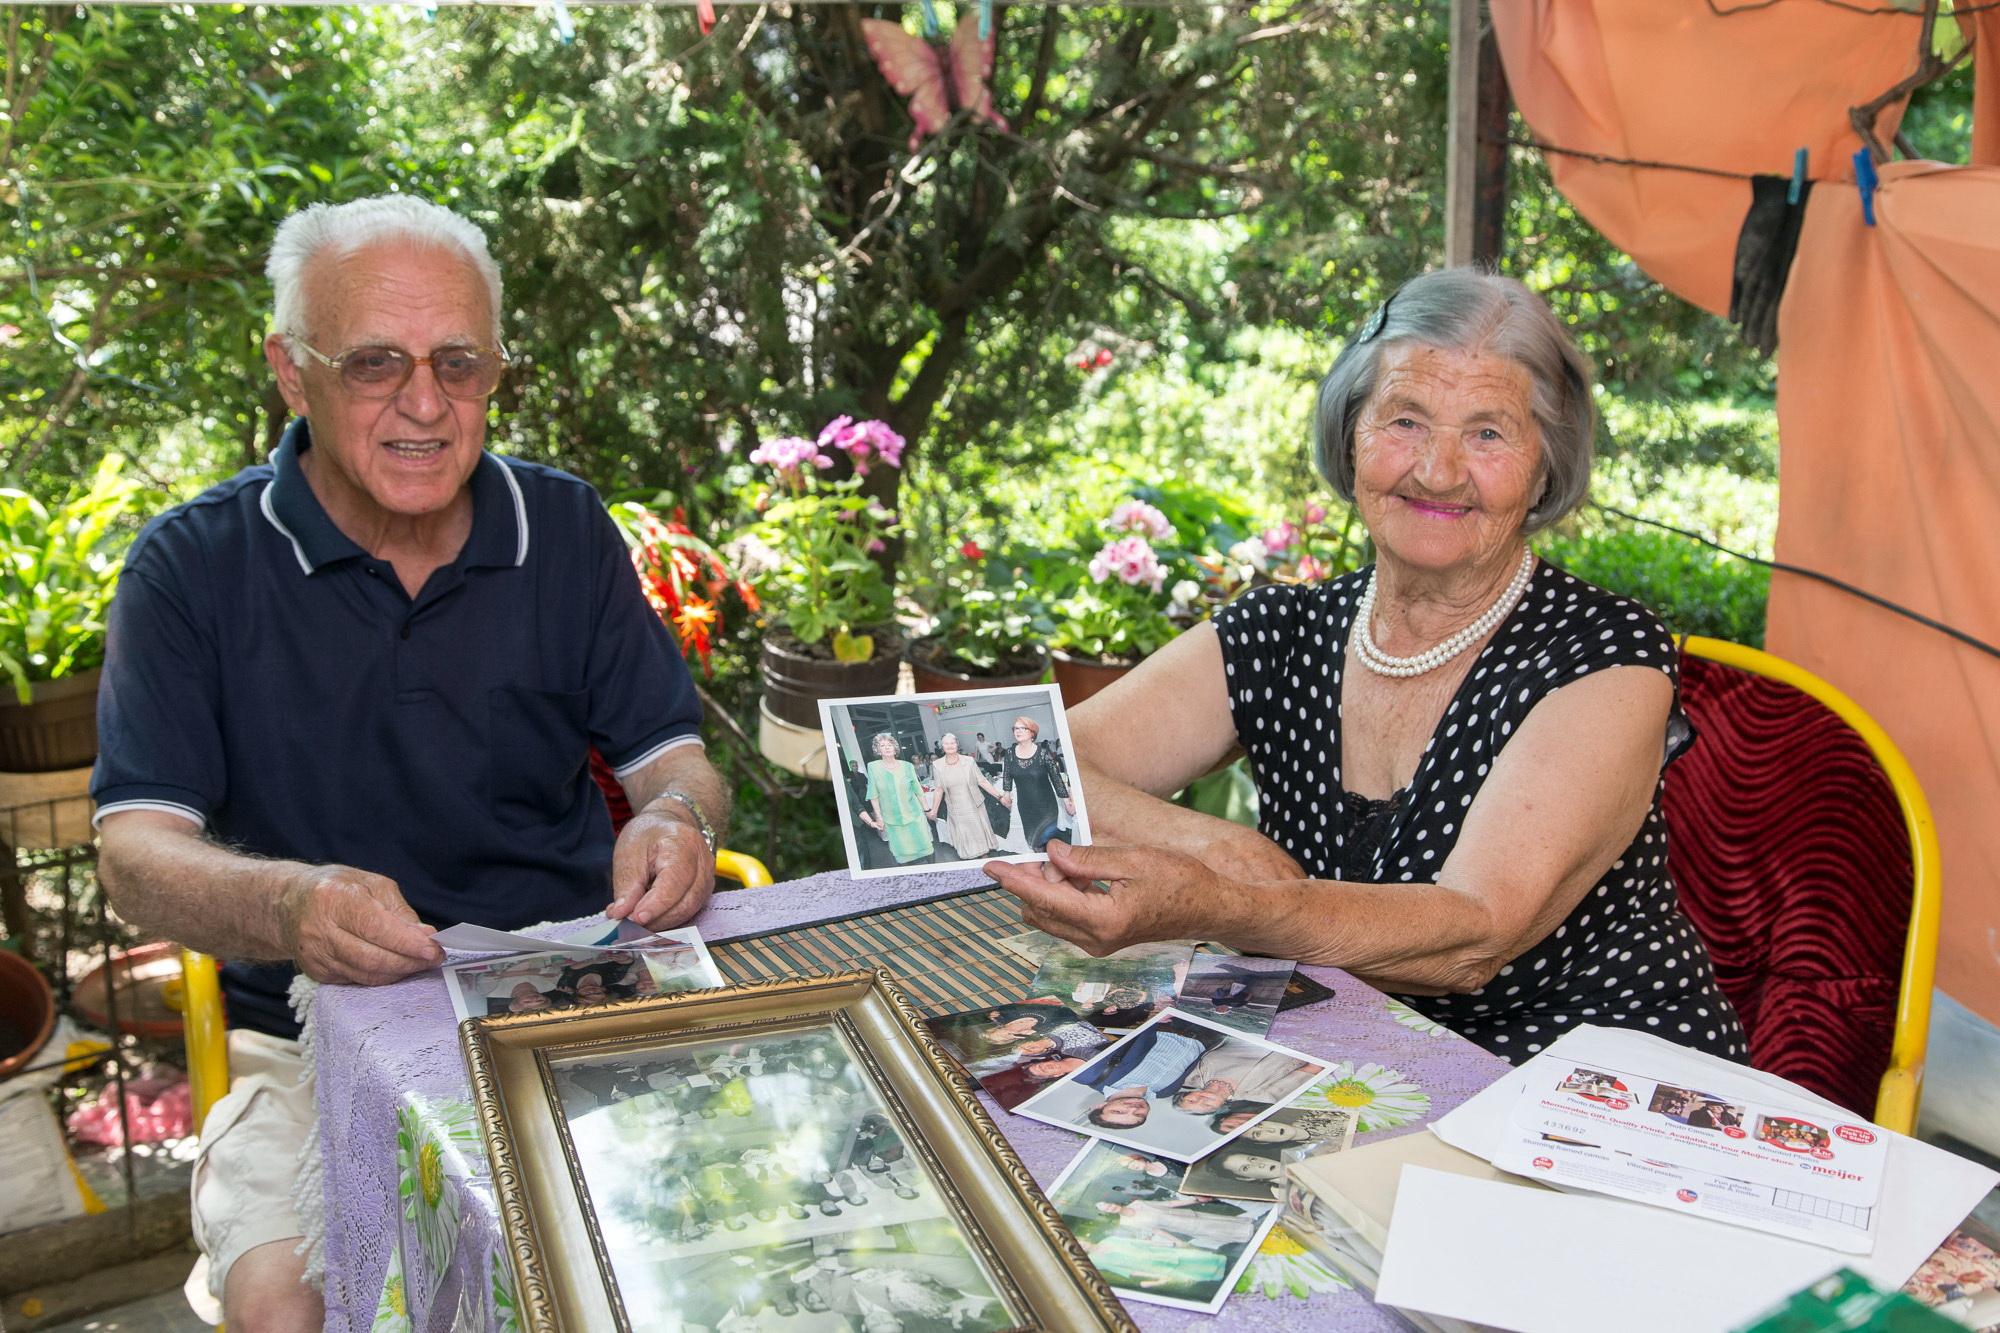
[826,687,1086,875]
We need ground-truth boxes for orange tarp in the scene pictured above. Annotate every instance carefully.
[1770,162,2000,1020]
[1492,2,1918,316]
[1493,2,2000,1022]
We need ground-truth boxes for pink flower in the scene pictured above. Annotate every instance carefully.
[749,436,833,481]
[1108,500,1172,543]
[867,538,888,554]
[1262,521,1301,554]
[1303,502,1328,525]
[818,416,906,476]
[1294,554,1331,581]
[1088,536,1166,591]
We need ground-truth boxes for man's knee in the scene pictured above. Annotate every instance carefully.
[223,1239,321,1333]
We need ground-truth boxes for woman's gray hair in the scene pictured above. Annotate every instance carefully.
[1312,268,1595,534]
[267,194,503,360]
[870,731,901,755]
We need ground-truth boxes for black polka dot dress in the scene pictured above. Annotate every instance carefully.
[1213,561,1748,1064]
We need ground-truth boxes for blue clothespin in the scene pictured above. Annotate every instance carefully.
[916,0,940,38]
[1852,148,1878,226]
[549,0,575,43]
[1788,148,1808,207]
[979,0,994,40]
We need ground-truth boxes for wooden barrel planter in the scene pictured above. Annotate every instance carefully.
[759,628,903,730]
[0,669,101,774]
[903,637,1050,694]
[1049,650,1140,709]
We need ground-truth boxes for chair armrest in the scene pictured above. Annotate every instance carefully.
[178,949,230,1135]
[715,848,773,889]
[1874,1062,1924,1137]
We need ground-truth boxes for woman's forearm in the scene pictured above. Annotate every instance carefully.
[1201,876,1511,996]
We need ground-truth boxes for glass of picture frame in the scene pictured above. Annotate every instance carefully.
[462,969,1135,1332]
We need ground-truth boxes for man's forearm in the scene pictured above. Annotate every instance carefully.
[98,816,305,962]
[622,742,732,844]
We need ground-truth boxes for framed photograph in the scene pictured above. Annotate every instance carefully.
[818,684,1091,879]
[443,931,723,1023]
[463,970,1134,1332]
[1012,1009,1330,1163]
[1045,1141,1281,1314]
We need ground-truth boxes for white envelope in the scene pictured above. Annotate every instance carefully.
[1375,1024,1997,1333]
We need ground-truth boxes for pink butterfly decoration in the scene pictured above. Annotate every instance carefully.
[861,14,1009,151]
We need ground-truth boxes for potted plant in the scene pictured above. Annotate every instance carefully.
[737,418,903,732]
[1045,499,1203,708]
[904,539,1053,692]
[0,456,150,772]
[1204,499,1365,595]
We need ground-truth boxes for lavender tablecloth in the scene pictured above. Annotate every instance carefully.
[314,869,1510,1331]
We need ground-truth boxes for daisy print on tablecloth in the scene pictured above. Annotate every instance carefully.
[491,1249,522,1333]
[1384,997,1452,1038]
[371,1244,413,1333]
[1234,1225,1351,1300]
[1293,1061,1429,1132]
[395,1097,480,1305]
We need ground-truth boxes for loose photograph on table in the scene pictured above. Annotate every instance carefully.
[1029,949,1185,1031]
[818,684,1090,879]
[549,1024,1020,1330]
[1047,1140,1281,1314]
[1014,1008,1330,1162]
[1178,1105,1357,1203]
[1173,953,1296,1036]
[442,929,722,1022]
[925,1001,1112,1110]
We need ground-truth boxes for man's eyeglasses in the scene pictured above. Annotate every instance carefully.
[291,339,509,401]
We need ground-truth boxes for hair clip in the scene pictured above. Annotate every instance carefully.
[1356,294,1394,345]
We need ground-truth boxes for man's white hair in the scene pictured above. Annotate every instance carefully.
[267,194,503,361]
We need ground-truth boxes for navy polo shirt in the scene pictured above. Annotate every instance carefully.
[91,420,703,1038]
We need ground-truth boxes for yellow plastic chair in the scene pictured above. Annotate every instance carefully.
[179,847,773,1133]
[1675,636,1940,1135]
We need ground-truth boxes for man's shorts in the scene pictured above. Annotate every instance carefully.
[183,1029,314,1323]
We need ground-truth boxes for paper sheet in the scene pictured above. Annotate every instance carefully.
[432,916,671,955]
[1390,1025,1999,1332]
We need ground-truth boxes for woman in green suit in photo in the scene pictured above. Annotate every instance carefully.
[861,732,935,865]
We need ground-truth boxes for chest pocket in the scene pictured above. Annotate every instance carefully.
[487,686,589,822]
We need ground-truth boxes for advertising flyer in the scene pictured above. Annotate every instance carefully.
[1492,1055,1889,1253]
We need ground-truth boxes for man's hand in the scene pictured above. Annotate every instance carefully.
[608,807,715,929]
[984,841,1229,956]
[279,864,443,986]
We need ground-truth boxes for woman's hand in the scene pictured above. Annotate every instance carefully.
[984,840,1230,956]
[1062,797,1076,816]
[1000,793,1014,808]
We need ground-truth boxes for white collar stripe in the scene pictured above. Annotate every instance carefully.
[497,458,530,567]
[258,482,314,576]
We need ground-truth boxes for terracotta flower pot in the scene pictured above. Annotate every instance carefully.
[0,668,101,774]
[759,628,902,730]
[903,637,1050,694]
[0,947,56,1079]
[1049,649,1140,710]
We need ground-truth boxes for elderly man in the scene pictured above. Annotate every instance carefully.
[91,195,728,1330]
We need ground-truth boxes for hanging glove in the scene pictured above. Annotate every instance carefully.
[1729,174,1813,357]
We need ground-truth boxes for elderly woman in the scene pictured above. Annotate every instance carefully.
[859,732,934,865]
[988,269,1745,1064]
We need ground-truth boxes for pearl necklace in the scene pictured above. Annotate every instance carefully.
[1355,548,1536,679]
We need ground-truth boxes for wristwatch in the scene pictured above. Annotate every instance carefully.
[654,789,717,854]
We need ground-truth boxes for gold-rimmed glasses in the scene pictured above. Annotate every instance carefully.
[291,339,510,401]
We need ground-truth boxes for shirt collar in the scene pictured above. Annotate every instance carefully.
[258,418,528,575]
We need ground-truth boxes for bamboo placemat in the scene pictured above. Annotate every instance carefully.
[708,885,1036,1017]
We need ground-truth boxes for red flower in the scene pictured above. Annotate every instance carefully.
[1094,348,1114,368]
[959,540,986,560]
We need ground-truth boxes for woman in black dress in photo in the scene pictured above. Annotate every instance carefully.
[1000,715,1076,852]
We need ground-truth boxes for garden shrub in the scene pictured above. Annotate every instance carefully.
[1538,527,1769,648]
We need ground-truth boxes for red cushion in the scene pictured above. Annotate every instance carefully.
[1663,652,1910,1115]
[590,749,633,833]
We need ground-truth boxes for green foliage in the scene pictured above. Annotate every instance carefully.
[1,7,397,495]
[738,476,897,651]
[910,540,1055,675]
[0,455,152,699]
[1537,527,1769,647]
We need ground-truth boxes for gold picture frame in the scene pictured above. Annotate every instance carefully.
[463,969,1136,1332]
